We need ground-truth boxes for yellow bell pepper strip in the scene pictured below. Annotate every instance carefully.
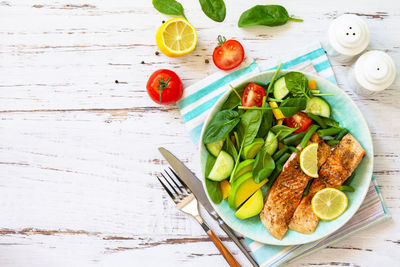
[308,80,317,90]
[220,180,231,200]
[269,101,285,120]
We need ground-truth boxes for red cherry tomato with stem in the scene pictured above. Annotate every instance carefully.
[241,82,267,108]
[284,112,312,133]
[212,35,245,71]
[146,69,183,105]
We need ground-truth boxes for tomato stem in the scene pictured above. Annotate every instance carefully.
[157,77,171,104]
[217,35,226,46]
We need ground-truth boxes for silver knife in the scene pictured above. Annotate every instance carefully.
[158,147,259,267]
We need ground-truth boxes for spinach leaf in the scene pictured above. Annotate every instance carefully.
[199,0,226,22]
[284,72,312,99]
[257,109,274,138]
[224,136,238,161]
[238,5,302,28]
[152,0,186,18]
[203,110,240,144]
[221,91,241,110]
[271,125,298,140]
[205,153,216,177]
[252,146,275,183]
[278,98,307,117]
[205,154,222,204]
[237,110,263,147]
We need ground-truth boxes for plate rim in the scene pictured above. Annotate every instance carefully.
[198,69,373,246]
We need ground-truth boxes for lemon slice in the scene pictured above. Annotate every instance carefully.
[311,188,348,220]
[300,143,319,178]
[156,18,197,57]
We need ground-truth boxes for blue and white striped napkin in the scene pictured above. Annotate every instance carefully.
[177,42,391,266]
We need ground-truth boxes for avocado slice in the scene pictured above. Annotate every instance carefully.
[228,173,268,209]
[235,189,264,219]
[264,131,278,155]
[242,138,265,159]
[230,159,255,183]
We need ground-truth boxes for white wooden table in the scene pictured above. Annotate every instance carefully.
[0,0,399,266]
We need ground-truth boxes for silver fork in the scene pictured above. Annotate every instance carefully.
[157,169,241,267]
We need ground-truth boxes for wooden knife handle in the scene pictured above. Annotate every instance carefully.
[206,229,241,267]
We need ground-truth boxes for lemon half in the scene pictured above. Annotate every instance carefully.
[156,18,197,57]
[300,143,319,178]
[311,188,348,220]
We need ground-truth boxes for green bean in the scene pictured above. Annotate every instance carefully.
[317,127,342,137]
[303,179,313,196]
[338,185,355,192]
[327,140,340,146]
[276,152,291,166]
[272,145,289,161]
[343,172,356,186]
[283,131,307,145]
[307,113,327,129]
[299,125,320,148]
[322,117,340,128]
[335,128,349,141]
[288,146,299,153]
[266,164,283,188]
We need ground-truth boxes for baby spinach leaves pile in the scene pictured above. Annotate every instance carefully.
[152,1,302,26]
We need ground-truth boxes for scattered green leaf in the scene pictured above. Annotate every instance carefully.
[238,5,302,28]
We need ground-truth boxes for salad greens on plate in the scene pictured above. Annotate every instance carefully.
[202,66,352,220]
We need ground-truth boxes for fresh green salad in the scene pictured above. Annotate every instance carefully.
[202,66,352,220]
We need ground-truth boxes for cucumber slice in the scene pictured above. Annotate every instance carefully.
[273,77,289,100]
[305,97,331,118]
[206,139,224,157]
[208,151,235,181]
[265,131,278,155]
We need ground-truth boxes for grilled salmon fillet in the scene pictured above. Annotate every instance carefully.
[259,133,324,239]
[289,133,365,234]
[288,135,332,234]
[320,133,365,188]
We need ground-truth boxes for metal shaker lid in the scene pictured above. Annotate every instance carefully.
[354,50,396,92]
[328,14,370,56]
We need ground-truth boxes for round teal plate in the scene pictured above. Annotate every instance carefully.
[199,70,373,245]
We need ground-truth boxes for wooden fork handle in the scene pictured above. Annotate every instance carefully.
[206,228,241,267]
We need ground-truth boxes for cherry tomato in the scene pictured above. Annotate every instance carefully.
[146,69,183,105]
[284,112,312,133]
[241,83,267,108]
[212,35,244,71]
